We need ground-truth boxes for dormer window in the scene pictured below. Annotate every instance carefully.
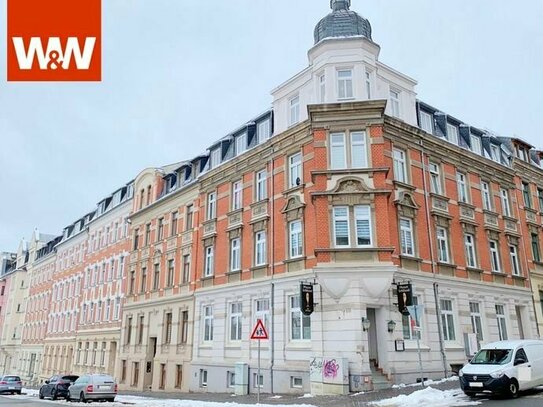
[446,124,459,145]
[210,148,221,169]
[289,96,300,126]
[257,119,271,144]
[337,69,353,100]
[490,144,500,163]
[236,132,247,155]
[420,111,433,133]
[470,135,482,155]
[389,89,400,118]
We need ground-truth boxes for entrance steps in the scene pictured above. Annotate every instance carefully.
[370,359,392,391]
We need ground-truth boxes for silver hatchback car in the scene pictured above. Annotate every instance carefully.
[68,374,117,403]
[0,375,22,394]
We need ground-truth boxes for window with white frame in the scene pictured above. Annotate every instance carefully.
[227,371,236,388]
[489,240,501,272]
[230,238,241,272]
[365,70,372,99]
[204,245,214,277]
[289,96,300,126]
[255,298,270,331]
[465,233,477,268]
[496,304,508,340]
[399,217,415,256]
[255,231,267,266]
[330,133,346,169]
[210,148,221,169]
[350,131,368,168]
[232,180,242,211]
[289,220,303,258]
[291,376,303,388]
[355,205,372,247]
[446,123,459,145]
[481,181,492,210]
[469,302,484,342]
[491,144,501,162]
[470,135,482,155]
[207,191,216,220]
[319,73,326,103]
[440,299,456,341]
[203,305,213,342]
[429,162,442,195]
[402,296,421,340]
[236,132,247,155]
[229,302,242,341]
[389,89,400,117]
[522,182,532,209]
[509,244,520,276]
[256,170,267,201]
[330,131,368,170]
[253,373,264,388]
[114,297,121,320]
[288,153,302,188]
[457,172,469,203]
[436,227,450,263]
[420,111,433,133]
[337,69,353,99]
[333,206,350,247]
[290,295,311,340]
[500,188,511,217]
[393,148,407,183]
[257,119,271,143]
[532,233,541,263]
[200,369,208,387]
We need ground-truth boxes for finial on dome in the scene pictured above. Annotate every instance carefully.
[331,0,351,11]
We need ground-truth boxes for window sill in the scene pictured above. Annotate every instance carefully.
[315,247,394,253]
[512,274,526,280]
[437,262,457,268]
[444,343,465,351]
[201,275,214,281]
[283,184,305,195]
[393,180,416,191]
[458,201,476,209]
[491,271,507,277]
[429,192,450,201]
[466,267,484,274]
[502,215,518,223]
[403,341,430,351]
[533,261,543,267]
[250,264,269,272]
[283,256,306,264]
[399,254,422,262]
[226,269,241,276]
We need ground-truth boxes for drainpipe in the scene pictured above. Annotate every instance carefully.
[419,139,448,378]
[269,147,275,394]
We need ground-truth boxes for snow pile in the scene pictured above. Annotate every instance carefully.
[371,387,481,407]
[392,376,459,389]
[22,388,39,397]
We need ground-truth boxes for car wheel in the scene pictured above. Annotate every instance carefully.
[508,379,519,398]
[39,389,44,399]
[79,392,87,403]
[107,398,115,402]
[16,391,21,395]
[52,389,58,400]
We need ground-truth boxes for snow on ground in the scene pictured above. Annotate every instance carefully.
[371,387,481,407]
[392,376,459,389]
[18,388,317,407]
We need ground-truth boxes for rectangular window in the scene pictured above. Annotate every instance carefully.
[230,302,242,341]
[440,299,456,341]
[180,311,189,344]
[289,220,303,258]
[204,246,214,277]
[133,229,139,250]
[145,224,151,246]
[230,238,241,271]
[337,69,353,99]
[509,245,520,276]
[465,233,477,268]
[140,267,147,293]
[132,362,140,386]
[500,188,511,217]
[532,233,541,263]
[469,302,484,342]
[167,259,174,287]
[350,131,367,168]
[481,182,492,210]
[153,263,160,290]
[355,205,372,247]
[289,96,300,126]
[159,364,166,389]
[137,315,144,345]
[236,132,247,155]
[121,360,127,382]
[333,206,350,247]
[538,189,543,212]
[227,371,236,388]
[429,162,442,195]
[290,295,311,340]
[203,306,213,342]
[522,182,532,209]
[182,254,191,284]
[256,170,267,201]
[255,299,270,331]
[185,204,193,231]
[330,133,346,169]
[393,148,407,183]
[389,89,400,117]
[253,373,264,388]
[365,70,372,99]
[457,172,469,203]
[257,119,271,143]
[420,111,433,133]
[447,124,459,145]
[319,73,326,103]
[175,364,183,389]
[164,312,172,344]
[402,296,420,340]
[232,180,242,211]
[207,192,216,220]
[400,218,414,256]
[200,370,208,388]
[437,227,450,263]
[470,135,482,155]
[288,153,302,188]
[157,218,164,241]
[171,211,178,236]
[491,144,500,162]
[210,148,221,169]
[489,240,501,272]
[291,376,303,389]
[496,305,508,340]
[255,231,267,266]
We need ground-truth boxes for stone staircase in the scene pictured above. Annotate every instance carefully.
[370,359,392,391]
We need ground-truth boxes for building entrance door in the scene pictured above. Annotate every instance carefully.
[144,337,157,389]
[367,308,378,366]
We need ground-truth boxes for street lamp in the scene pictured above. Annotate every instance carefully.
[361,317,371,332]
[387,320,396,333]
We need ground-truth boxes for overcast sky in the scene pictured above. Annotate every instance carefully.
[0,0,542,251]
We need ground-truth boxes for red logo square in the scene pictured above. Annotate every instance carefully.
[7,0,101,81]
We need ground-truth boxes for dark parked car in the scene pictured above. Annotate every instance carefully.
[0,375,22,394]
[39,374,79,400]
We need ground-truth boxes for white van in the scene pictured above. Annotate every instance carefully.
[460,340,543,398]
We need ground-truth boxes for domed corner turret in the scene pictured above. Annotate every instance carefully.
[314,0,373,45]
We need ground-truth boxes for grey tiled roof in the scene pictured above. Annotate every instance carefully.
[314,0,372,44]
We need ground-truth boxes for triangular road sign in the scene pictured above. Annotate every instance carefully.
[250,319,269,340]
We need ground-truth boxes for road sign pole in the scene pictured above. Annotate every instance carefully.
[257,338,261,404]
[414,307,425,387]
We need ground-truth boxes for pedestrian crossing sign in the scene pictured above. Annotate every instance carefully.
[250,319,269,340]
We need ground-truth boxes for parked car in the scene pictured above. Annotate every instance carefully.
[68,374,117,403]
[38,374,79,400]
[0,375,22,394]
[460,339,543,398]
